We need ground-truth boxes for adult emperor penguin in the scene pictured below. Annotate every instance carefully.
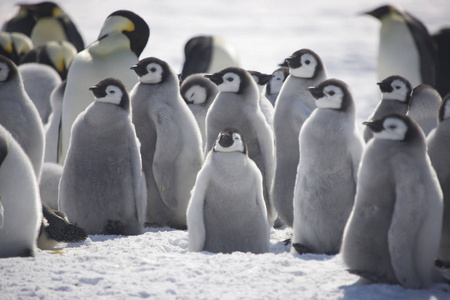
[248,70,274,128]
[0,55,45,179]
[130,57,203,229]
[341,114,443,289]
[180,35,240,81]
[59,78,147,235]
[1,3,37,36]
[407,84,442,135]
[291,79,364,255]
[365,4,436,87]
[187,128,270,254]
[44,80,65,163]
[0,124,42,258]
[0,32,33,65]
[272,48,327,227]
[363,75,412,143]
[60,10,149,164]
[180,73,219,151]
[265,66,290,106]
[427,94,450,268]
[204,67,276,225]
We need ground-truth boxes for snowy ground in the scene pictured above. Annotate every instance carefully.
[1,0,450,299]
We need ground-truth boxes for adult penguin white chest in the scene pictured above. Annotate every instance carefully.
[0,124,42,258]
[130,57,203,229]
[363,75,412,143]
[204,67,276,225]
[59,78,147,235]
[180,73,219,151]
[342,114,443,289]
[187,128,270,254]
[272,48,327,227]
[0,55,45,179]
[292,79,364,255]
[407,84,442,136]
[427,94,450,268]
[60,10,149,164]
[365,5,436,87]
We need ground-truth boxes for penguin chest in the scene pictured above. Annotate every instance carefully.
[31,18,67,47]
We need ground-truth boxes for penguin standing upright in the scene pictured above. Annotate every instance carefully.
[342,114,443,289]
[44,80,65,163]
[59,78,147,235]
[187,128,270,254]
[265,66,290,106]
[407,84,442,136]
[130,57,203,229]
[365,4,436,88]
[292,79,363,255]
[248,70,274,128]
[60,10,149,164]
[272,49,327,227]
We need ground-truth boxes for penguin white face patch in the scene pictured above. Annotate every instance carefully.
[374,117,408,140]
[315,85,344,109]
[95,85,123,105]
[269,71,285,94]
[290,53,317,78]
[384,79,409,102]
[214,132,245,153]
[139,63,164,84]
[217,72,240,93]
[184,85,207,105]
[0,62,9,82]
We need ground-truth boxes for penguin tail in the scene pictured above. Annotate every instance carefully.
[104,220,125,235]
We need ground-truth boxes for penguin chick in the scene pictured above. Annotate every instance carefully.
[265,66,289,106]
[363,75,412,142]
[0,32,33,65]
[342,114,443,289]
[407,84,442,135]
[292,79,363,255]
[187,128,270,254]
[248,70,274,128]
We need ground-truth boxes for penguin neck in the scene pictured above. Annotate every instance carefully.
[378,98,409,114]
[140,73,181,103]
[88,33,135,57]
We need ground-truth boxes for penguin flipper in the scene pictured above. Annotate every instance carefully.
[181,36,212,80]
[59,19,84,52]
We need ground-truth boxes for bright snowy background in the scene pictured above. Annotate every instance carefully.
[0,0,450,299]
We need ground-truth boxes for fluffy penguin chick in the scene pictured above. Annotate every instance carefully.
[265,66,289,106]
[0,124,42,258]
[130,57,203,229]
[407,84,442,135]
[0,55,45,179]
[291,79,363,255]
[59,78,147,235]
[187,128,270,254]
[272,48,327,227]
[363,75,412,143]
[204,67,276,225]
[342,114,443,289]
[248,70,274,128]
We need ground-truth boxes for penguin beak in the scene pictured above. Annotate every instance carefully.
[89,85,106,98]
[130,64,147,77]
[377,81,393,93]
[308,87,325,100]
[204,73,223,86]
[218,133,233,148]
[363,119,384,133]
[259,74,273,85]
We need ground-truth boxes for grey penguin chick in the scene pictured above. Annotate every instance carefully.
[44,80,66,163]
[291,79,364,255]
[130,57,203,229]
[180,73,219,151]
[0,124,42,258]
[248,70,274,128]
[342,114,443,289]
[427,94,450,268]
[204,67,276,225]
[187,128,270,254]
[365,4,436,87]
[265,66,290,106]
[59,78,147,235]
[272,48,327,227]
[39,162,63,210]
[0,55,45,179]
[407,84,442,136]
[363,75,412,143]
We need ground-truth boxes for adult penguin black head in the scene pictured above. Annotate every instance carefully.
[0,32,33,65]
[89,78,130,112]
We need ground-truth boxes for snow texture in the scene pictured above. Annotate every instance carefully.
[0,0,450,299]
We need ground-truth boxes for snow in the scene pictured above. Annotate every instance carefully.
[0,0,450,299]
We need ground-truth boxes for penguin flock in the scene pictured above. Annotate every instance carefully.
[0,1,449,291]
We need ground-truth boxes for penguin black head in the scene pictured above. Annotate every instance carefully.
[308,78,354,112]
[204,67,252,94]
[248,70,273,86]
[131,57,171,85]
[438,94,450,123]
[266,66,289,95]
[20,2,63,19]
[363,113,423,142]
[180,74,218,105]
[213,127,247,155]
[364,5,402,20]
[0,55,19,83]
[377,75,412,103]
[284,49,324,79]
[89,78,130,111]
[100,10,149,57]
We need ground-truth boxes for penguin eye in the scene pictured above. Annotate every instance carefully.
[328,91,335,96]
[227,77,234,82]
[190,92,195,98]
[305,60,310,65]
[388,124,397,130]
[395,86,401,90]
[150,67,157,72]
[110,90,115,94]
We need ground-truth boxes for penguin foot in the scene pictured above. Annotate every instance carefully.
[20,248,36,257]
[283,238,292,246]
[292,243,312,254]
[104,220,125,235]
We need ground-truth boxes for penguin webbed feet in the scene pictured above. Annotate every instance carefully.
[292,243,313,255]
[104,220,125,235]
